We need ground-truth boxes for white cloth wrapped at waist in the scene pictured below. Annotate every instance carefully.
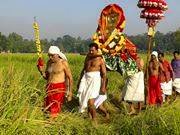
[123,71,145,102]
[173,78,180,93]
[94,94,107,109]
[160,79,172,95]
[77,71,101,113]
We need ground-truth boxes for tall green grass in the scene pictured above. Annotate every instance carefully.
[0,53,179,135]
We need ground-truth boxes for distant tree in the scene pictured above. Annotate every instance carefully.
[174,29,180,51]
[23,39,36,53]
[128,33,147,51]
[0,29,179,53]
[54,37,65,52]
[0,32,8,52]
[62,35,76,52]
[163,32,175,51]
[40,39,51,53]
[7,33,23,52]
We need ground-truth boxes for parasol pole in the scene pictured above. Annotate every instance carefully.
[137,0,168,105]
[144,27,154,104]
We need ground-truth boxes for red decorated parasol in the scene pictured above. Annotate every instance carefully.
[137,0,168,103]
[138,0,168,32]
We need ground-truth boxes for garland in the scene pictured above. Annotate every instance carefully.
[33,18,44,67]
[33,18,42,58]
[93,28,126,55]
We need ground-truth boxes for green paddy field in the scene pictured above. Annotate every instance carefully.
[0,53,179,135]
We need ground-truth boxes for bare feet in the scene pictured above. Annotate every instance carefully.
[88,112,92,119]
[127,110,136,115]
[51,113,58,118]
[91,119,98,127]
[105,112,110,120]
[67,95,72,102]
[137,109,141,114]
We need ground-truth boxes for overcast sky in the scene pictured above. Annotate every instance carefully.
[0,0,179,39]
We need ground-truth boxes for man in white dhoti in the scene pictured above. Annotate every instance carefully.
[158,52,174,103]
[123,55,144,115]
[171,51,180,98]
[77,43,108,123]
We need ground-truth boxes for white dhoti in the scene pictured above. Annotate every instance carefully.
[173,78,180,93]
[77,71,101,113]
[160,79,173,95]
[123,71,144,102]
[94,94,107,109]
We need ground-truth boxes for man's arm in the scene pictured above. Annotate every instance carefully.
[63,61,73,94]
[159,62,169,82]
[149,61,153,74]
[100,58,107,94]
[159,62,164,71]
[137,58,144,71]
[77,56,87,89]
[168,62,174,80]
[37,61,49,80]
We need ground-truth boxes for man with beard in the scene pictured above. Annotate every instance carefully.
[148,51,163,105]
[37,46,73,118]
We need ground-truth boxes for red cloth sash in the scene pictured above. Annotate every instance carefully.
[148,75,162,105]
[45,82,66,117]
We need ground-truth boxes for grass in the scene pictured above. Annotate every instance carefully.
[0,53,179,135]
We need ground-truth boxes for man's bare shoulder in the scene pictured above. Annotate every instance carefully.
[99,56,105,63]
[61,59,68,63]
[61,60,69,67]
[93,56,103,64]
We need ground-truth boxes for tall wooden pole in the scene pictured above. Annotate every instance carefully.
[144,35,153,104]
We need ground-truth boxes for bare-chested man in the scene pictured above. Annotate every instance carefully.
[148,51,163,105]
[77,43,107,123]
[158,52,173,103]
[37,46,73,118]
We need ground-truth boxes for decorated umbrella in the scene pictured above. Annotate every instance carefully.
[92,4,139,76]
[137,0,168,73]
[137,0,168,103]
[33,17,44,67]
[137,0,168,63]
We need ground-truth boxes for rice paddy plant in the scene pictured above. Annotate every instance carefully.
[0,53,179,135]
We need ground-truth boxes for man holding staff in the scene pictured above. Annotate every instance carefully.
[37,46,73,118]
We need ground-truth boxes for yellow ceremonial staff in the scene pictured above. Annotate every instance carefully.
[33,17,42,58]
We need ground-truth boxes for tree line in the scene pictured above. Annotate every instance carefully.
[0,29,179,53]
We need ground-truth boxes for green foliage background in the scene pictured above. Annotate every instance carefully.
[0,28,179,53]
